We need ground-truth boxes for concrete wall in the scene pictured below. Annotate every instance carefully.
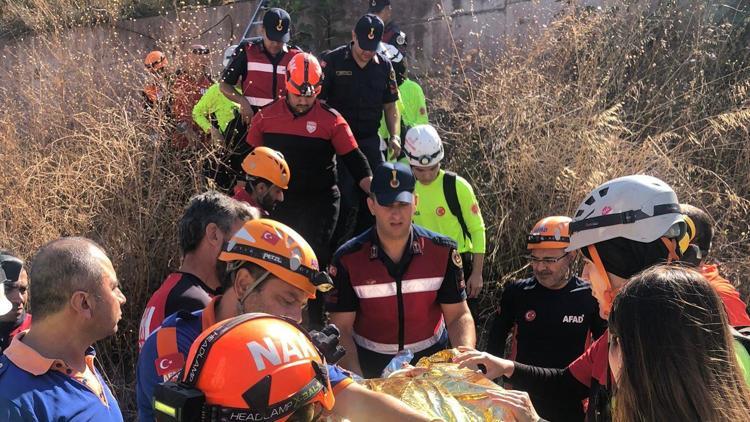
[0,0,612,78]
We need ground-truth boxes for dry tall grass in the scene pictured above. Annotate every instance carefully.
[429,2,750,340]
[1,1,749,418]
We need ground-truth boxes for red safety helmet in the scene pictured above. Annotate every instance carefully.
[286,53,323,97]
[154,313,335,422]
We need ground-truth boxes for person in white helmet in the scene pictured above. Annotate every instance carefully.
[453,174,690,422]
[193,45,250,192]
[404,124,486,312]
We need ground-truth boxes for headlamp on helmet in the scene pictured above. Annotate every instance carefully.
[286,53,323,98]
[403,125,445,167]
[154,314,334,422]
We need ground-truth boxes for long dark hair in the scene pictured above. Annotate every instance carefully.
[609,265,750,422]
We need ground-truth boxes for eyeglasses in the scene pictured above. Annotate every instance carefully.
[525,252,569,264]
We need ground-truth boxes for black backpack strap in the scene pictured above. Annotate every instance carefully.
[443,171,471,241]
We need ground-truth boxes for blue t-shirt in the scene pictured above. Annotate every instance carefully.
[137,306,352,421]
[0,348,123,421]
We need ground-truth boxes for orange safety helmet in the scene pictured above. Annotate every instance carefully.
[242,147,291,189]
[219,219,331,298]
[527,216,572,250]
[172,313,334,421]
[144,50,168,71]
[286,53,323,97]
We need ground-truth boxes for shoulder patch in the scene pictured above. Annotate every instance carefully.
[154,352,185,378]
[414,225,458,249]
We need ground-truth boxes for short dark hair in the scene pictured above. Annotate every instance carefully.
[28,237,107,320]
[680,204,713,256]
[221,261,268,291]
[178,191,255,254]
[247,176,272,190]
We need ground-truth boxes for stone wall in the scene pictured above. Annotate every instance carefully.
[0,0,613,78]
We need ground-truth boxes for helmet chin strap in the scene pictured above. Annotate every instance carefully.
[236,270,271,314]
[661,237,680,262]
[587,245,618,316]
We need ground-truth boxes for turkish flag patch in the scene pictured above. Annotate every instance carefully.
[155,353,185,377]
[262,230,281,245]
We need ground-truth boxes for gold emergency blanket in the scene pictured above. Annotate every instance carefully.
[329,350,507,421]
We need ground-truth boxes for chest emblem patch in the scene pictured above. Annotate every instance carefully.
[525,310,537,322]
[306,121,317,134]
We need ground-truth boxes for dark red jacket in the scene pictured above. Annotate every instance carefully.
[247,99,359,193]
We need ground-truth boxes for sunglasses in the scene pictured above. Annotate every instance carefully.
[191,47,210,55]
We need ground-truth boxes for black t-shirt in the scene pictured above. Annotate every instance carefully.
[138,272,222,348]
[319,44,399,139]
[487,276,607,422]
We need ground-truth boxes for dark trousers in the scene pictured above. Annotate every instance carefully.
[271,187,340,329]
[356,341,447,379]
[461,252,482,327]
[331,134,384,249]
[202,115,250,193]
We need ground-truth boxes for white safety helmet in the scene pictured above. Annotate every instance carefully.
[378,42,403,64]
[567,175,683,252]
[222,44,239,68]
[404,124,445,167]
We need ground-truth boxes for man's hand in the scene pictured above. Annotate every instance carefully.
[358,176,372,195]
[486,390,541,422]
[453,346,515,379]
[209,126,224,144]
[467,272,484,299]
[388,135,402,158]
[239,100,254,124]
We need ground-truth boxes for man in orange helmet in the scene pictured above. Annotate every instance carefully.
[485,216,606,422]
[232,146,290,216]
[247,52,373,327]
[142,50,170,109]
[171,45,214,148]
[154,314,337,422]
[138,219,431,421]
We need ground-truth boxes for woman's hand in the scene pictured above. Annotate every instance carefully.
[487,390,541,422]
[452,346,515,379]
